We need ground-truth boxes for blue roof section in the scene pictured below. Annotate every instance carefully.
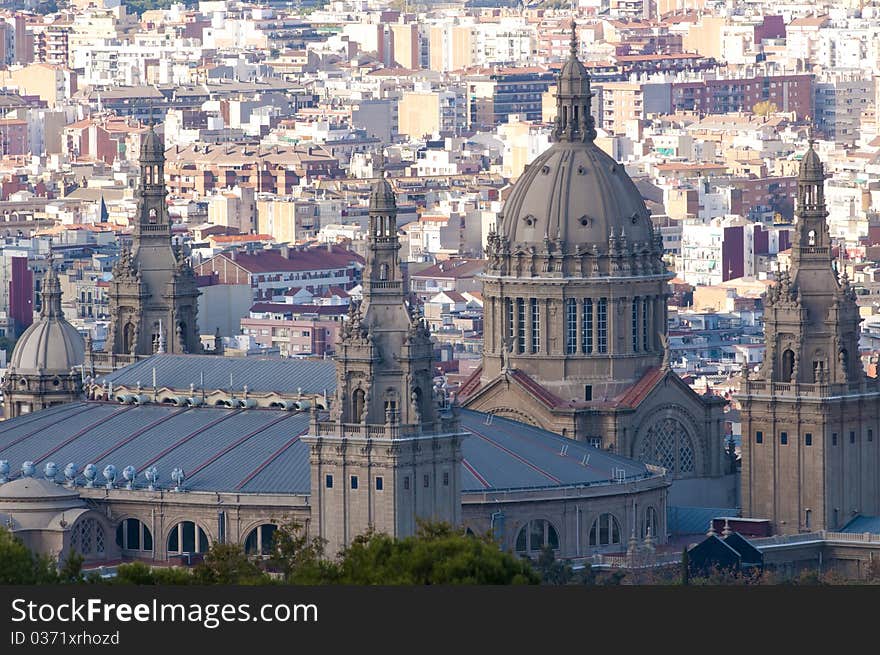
[841,515,880,534]
[668,506,740,536]
[458,410,651,491]
[0,403,662,495]
[100,354,338,396]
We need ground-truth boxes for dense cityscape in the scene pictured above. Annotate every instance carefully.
[0,0,879,585]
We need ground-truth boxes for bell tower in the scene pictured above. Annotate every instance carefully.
[106,126,201,361]
[303,164,465,556]
[739,138,880,533]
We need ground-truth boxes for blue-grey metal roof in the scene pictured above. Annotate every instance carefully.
[667,506,740,536]
[0,403,658,496]
[100,354,337,396]
[841,515,880,534]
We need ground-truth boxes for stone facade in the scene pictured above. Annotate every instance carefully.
[462,28,727,488]
[738,141,880,534]
[301,167,466,556]
[105,127,201,363]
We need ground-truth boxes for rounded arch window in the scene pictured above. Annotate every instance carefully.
[243,524,277,556]
[116,518,153,552]
[70,517,105,557]
[167,521,209,555]
[515,519,559,555]
[637,416,696,476]
[589,513,621,547]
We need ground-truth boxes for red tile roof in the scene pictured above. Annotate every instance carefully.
[614,367,667,409]
[457,364,483,399]
[509,370,566,409]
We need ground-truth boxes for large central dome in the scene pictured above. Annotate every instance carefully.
[497,24,653,254]
[499,141,654,251]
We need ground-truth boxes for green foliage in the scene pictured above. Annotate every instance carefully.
[58,550,85,583]
[333,522,539,585]
[269,519,338,584]
[114,561,194,585]
[534,545,594,585]
[121,0,198,17]
[193,543,268,585]
[0,527,59,584]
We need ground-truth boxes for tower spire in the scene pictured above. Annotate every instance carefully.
[553,17,595,143]
[41,246,63,319]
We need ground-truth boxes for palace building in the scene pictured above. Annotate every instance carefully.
[460,28,730,504]
[738,141,880,534]
[0,160,669,567]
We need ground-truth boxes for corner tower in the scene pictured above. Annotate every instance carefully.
[739,139,880,533]
[303,166,465,556]
[106,126,200,360]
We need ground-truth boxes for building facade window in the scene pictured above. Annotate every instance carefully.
[756,430,763,444]
[638,417,697,476]
[516,298,526,353]
[597,298,607,353]
[530,298,540,353]
[565,299,577,354]
[632,298,639,351]
[376,476,383,490]
[643,507,659,539]
[325,474,333,488]
[642,297,649,351]
[515,519,560,555]
[167,521,209,555]
[850,431,856,444]
[582,298,593,353]
[506,298,514,345]
[350,475,358,489]
[832,433,838,446]
[781,432,788,445]
[243,524,277,556]
[589,513,621,547]
[115,518,152,552]
[805,433,812,446]
[70,518,105,557]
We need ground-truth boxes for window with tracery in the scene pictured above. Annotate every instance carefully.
[637,417,696,476]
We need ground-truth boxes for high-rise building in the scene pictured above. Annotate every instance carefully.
[738,141,880,534]
[302,167,465,555]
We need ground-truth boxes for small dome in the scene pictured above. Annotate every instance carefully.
[369,174,395,212]
[9,319,85,375]
[9,261,84,376]
[140,126,164,161]
[0,476,80,502]
[498,141,653,253]
[800,143,824,181]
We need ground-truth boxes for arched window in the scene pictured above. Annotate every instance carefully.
[515,519,559,555]
[637,417,697,476]
[642,507,659,539]
[808,229,816,246]
[589,513,621,547]
[70,518,105,557]
[781,349,795,381]
[148,208,158,224]
[116,518,153,552]
[243,524,277,556]
[167,521,209,555]
[352,388,365,421]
